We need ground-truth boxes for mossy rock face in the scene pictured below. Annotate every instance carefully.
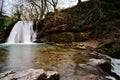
[0,21,17,43]
[105,47,120,58]
[99,41,120,58]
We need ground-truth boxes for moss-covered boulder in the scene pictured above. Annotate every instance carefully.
[98,41,120,58]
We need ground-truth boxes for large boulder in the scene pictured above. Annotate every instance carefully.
[0,69,59,80]
[98,59,120,80]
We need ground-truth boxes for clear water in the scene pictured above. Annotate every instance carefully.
[0,43,120,80]
[0,43,44,72]
[0,43,93,80]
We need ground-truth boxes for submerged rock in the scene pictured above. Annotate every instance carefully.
[0,69,59,80]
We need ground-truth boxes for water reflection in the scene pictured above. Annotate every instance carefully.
[33,48,81,80]
[0,47,8,72]
[0,44,97,80]
[7,45,35,71]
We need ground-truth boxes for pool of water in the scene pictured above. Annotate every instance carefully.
[1,43,120,80]
[0,43,45,72]
[0,43,94,80]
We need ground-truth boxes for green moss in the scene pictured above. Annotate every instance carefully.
[0,16,12,31]
[98,41,120,58]
[98,41,114,49]
[72,42,77,46]
[106,47,120,58]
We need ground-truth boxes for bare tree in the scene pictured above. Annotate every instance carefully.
[0,0,4,15]
[46,0,58,20]
[78,0,81,3]
[9,0,59,21]
[27,0,59,20]
[27,0,47,21]
[47,0,58,12]
[77,0,81,5]
[12,4,23,20]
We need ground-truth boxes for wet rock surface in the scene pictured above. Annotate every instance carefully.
[78,58,108,80]
[98,59,120,80]
[0,69,59,80]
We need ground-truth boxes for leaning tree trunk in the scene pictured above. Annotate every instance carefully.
[0,0,4,15]
[78,0,81,4]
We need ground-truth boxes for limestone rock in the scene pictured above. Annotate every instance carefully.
[0,69,59,80]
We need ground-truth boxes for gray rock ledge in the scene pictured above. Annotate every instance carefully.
[0,69,59,80]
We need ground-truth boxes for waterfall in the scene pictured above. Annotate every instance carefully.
[6,21,36,44]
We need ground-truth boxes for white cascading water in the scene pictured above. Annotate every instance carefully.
[6,21,36,44]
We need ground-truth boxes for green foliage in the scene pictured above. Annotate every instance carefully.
[0,15,12,31]
[0,15,5,31]
[72,42,77,46]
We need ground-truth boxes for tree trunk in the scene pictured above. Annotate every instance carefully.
[78,0,81,4]
[0,0,4,15]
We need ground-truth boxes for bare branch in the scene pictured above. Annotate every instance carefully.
[0,0,4,15]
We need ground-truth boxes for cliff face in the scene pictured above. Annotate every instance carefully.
[36,0,120,43]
